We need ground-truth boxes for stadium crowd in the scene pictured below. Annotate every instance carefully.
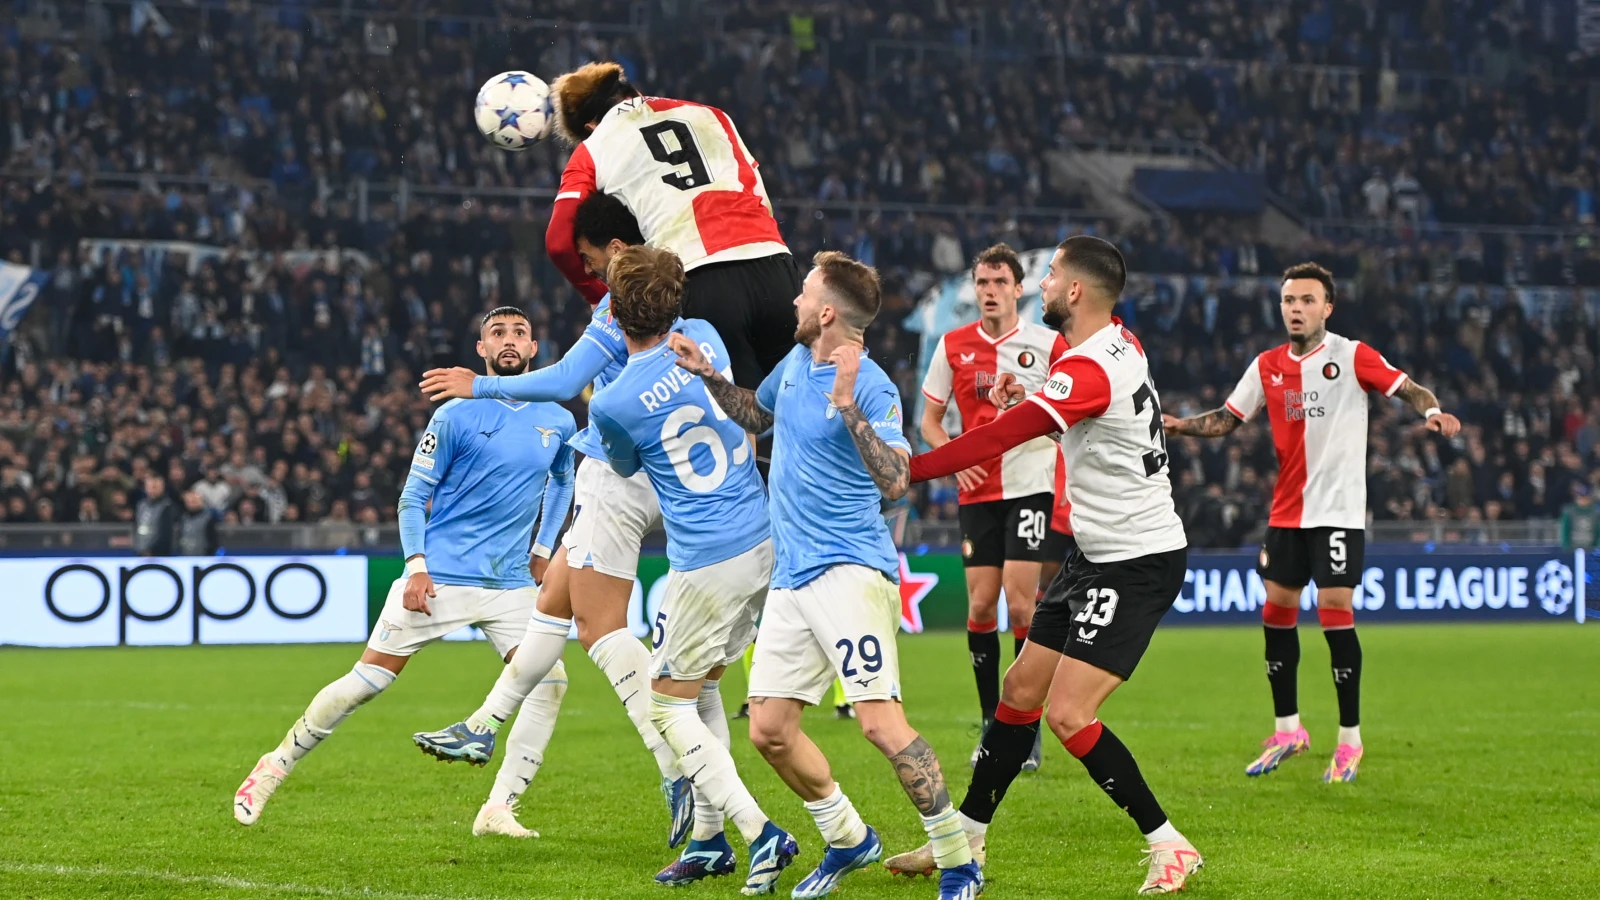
[2,0,1599,544]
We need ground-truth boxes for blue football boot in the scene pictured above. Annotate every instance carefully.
[656,832,737,886]
[412,720,495,766]
[791,825,882,898]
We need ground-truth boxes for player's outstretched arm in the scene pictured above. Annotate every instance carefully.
[829,344,911,500]
[449,338,615,403]
[668,333,774,434]
[1395,379,1462,437]
[909,401,1058,484]
[1163,407,1244,438]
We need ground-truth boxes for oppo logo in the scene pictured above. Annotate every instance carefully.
[44,562,328,645]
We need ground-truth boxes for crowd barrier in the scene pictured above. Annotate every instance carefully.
[1,547,1588,647]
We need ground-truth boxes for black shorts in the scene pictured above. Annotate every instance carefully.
[1258,527,1365,590]
[1029,545,1188,680]
[957,493,1053,568]
[1042,528,1076,563]
[682,253,802,388]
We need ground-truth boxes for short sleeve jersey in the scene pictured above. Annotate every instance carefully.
[1224,331,1409,529]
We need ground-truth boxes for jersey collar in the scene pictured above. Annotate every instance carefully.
[809,347,871,371]
[1287,341,1327,362]
[627,319,687,361]
[975,321,1020,345]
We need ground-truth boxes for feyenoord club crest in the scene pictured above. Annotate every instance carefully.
[1322,362,1341,380]
[1259,548,1270,568]
[1017,350,1036,368]
[962,539,974,559]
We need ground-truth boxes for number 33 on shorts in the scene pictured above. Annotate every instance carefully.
[1073,588,1120,628]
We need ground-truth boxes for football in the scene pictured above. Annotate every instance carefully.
[474,71,552,150]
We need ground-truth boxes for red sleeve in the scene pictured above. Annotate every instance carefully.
[1024,356,1113,431]
[909,401,1058,483]
[1352,342,1408,397]
[546,144,608,305]
[1050,333,1071,361]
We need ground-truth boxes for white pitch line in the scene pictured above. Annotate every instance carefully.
[0,862,519,900]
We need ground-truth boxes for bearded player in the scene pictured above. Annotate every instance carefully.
[1163,262,1461,783]
[920,243,1066,770]
[545,61,798,387]
[233,309,575,832]
[889,237,1203,895]
[409,192,706,845]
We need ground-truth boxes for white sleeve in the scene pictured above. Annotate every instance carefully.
[1223,356,1266,422]
[920,336,953,405]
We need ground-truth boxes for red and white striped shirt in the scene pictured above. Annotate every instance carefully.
[547,96,788,304]
[921,320,1067,503]
[1224,332,1409,529]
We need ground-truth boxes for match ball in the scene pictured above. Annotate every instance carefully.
[474,72,553,151]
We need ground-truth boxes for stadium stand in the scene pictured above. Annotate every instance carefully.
[2,0,1597,545]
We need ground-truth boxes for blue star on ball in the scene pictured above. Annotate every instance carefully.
[502,73,528,86]
[496,107,521,129]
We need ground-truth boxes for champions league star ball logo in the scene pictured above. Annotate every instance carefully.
[1535,560,1574,615]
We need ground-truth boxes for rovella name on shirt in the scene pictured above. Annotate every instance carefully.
[638,340,720,413]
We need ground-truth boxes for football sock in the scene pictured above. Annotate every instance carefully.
[691,677,731,840]
[967,619,1001,724]
[1262,603,1300,723]
[922,807,975,869]
[651,691,768,844]
[1063,719,1169,835]
[487,660,567,808]
[804,784,869,848]
[1012,627,1028,661]
[467,610,570,733]
[957,702,1040,825]
[273,662,395,771]
[1319,609,1362,730]
[589,628,679,781]
[1338,725,1363,747]
[1143,820,1184,846]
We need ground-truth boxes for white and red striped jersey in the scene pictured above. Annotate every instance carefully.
[921,319,1068,503]
[1026,320,1186,563]
[547,96,788,304]
[1224,331,1409,529]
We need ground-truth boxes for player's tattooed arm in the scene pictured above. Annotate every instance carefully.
[1395,379,1462,436]
[704,373,774,434]
[1162,407,1243,437]
[839,404,911,500]
[890,737,952,816]
[668,333,774,434]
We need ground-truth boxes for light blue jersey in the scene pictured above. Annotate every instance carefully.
[398,398,577,590]
[758,343,910,590]
[588,318,769,571]
[473,294,627,459]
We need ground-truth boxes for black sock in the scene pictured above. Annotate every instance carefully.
[958,716,1037,824]
[1324,627,1362,727]
[1263,625,1300,720]
[1068,722,1168,835]
[967,626,1001,723]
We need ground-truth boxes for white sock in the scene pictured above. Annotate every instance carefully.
[468,611,571,734]
[957,811,988,837]
[273,662,395,771]
[1337,725,1362,747]
[590,628,680,781]
[1275,714,1301,733]
[1144,820,1184,846]
[805,784,869,848]
[487,660,568,808]
[689,677,732,839]
[651,691,768,844]
[921,807,973,869]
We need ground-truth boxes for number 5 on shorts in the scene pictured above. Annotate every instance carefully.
[1073,588,1120,627]
[652,611,666,649]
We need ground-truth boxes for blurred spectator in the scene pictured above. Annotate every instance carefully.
[134,474,176,556]
[176,490,219,556]
[1561,484,1598,550]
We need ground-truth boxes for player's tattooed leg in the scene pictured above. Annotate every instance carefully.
[890,736,952,815]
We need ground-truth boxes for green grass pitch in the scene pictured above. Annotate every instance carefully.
[1,624,1597,899]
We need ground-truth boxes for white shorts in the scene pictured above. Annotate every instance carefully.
[749,564,903,705]
[563,456,662,580]
[367,580,537,659]
[651,540,773,681]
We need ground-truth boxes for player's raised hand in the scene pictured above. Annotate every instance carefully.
[668,333,715,377]
[1161,413,1181,435]
[402,571,437,616]
[419,367,477,402]
[1424,411,1462,438]
[987,372,1028,409]
[828,342,863,409]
